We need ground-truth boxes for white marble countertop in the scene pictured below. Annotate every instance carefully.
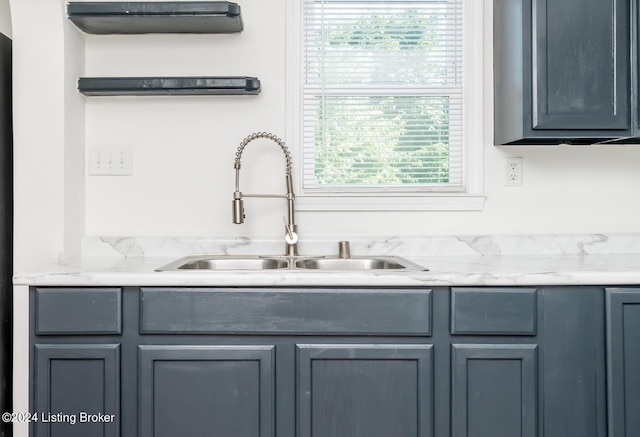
[13,253,640,287]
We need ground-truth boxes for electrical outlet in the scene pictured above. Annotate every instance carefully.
[505,157,523,186]
[89,147,132,176]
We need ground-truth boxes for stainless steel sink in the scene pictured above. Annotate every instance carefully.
[295,256,425,271]
[157,255,425,271]
[157,255,289,271]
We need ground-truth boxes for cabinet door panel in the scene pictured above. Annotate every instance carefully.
[451,344,537,437]
[541,287,606,437]
[606,288,640,437]
[139,345,274,437]
[533,0,629,130]
[33,344,120,437]
[296,344,433,437]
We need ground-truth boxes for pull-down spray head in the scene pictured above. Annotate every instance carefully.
[232,192,244,224]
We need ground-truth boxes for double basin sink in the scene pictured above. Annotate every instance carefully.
[157,255,426,271]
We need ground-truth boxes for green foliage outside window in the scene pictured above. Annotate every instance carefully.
[314,96,450,185]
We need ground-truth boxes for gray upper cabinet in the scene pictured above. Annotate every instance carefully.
[494,0,633,145]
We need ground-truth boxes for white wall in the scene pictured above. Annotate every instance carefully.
[12,0,85,269]
[12,0,65,270]
[0,0,10,38]
[11,1,640,268]
[84,0,640,239]
[84,0,288,238]
[63,6,86,257]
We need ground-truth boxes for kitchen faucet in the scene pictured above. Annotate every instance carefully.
[232,132,299,256]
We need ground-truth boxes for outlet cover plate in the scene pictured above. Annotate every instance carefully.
[505,157,523,186]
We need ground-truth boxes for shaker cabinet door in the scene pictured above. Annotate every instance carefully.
[494,0,631,143]
[33,344,120,437]
[606,288,640,437]
[296,344,433,437]
[532,0,629,131]
[138,345,275,437]
[451,344,538,437]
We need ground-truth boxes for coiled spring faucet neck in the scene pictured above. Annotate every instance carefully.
[232,132,298,256]
[234,132,292,176]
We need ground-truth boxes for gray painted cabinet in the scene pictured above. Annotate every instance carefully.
[449,287,539,437]
[606,288,640,437]
[449,286,606,437]
[538,287,607,437]
[33,344,120,437]
[451,344,538,437]
[139,345,275,437]
[494,0,633,144]
[297,344,433,437]
[29,285,620,437]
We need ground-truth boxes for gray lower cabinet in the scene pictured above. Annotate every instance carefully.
[449,287,538,437]
[30,287,123,437]
[606,288,640,437]
[449,286,606,437]
[29,285,621,437]
[31,286,434,437]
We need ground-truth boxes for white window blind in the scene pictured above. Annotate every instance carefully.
[302,0,465,193]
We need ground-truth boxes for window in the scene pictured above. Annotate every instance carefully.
[286,0,484,211]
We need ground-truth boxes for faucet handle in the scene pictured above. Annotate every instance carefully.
[285,231,299,245]
[283,217,299,245]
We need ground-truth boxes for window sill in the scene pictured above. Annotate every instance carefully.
[295,194,486,212]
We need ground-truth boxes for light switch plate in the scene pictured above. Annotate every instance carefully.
[89,146,132,176]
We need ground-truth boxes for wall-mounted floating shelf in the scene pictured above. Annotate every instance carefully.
[78,76,261,96]
[67,1,243,34]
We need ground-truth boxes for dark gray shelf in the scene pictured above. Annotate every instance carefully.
[78,76,261,96]
[67,1,243,34]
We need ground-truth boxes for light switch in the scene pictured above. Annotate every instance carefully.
[89,146,133,176]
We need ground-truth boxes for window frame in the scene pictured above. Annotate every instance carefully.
[285,0,485,212]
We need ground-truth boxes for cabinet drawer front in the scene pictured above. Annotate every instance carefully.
[451,288,537,335]
[35,287,122,335]
[140,288,432,336]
